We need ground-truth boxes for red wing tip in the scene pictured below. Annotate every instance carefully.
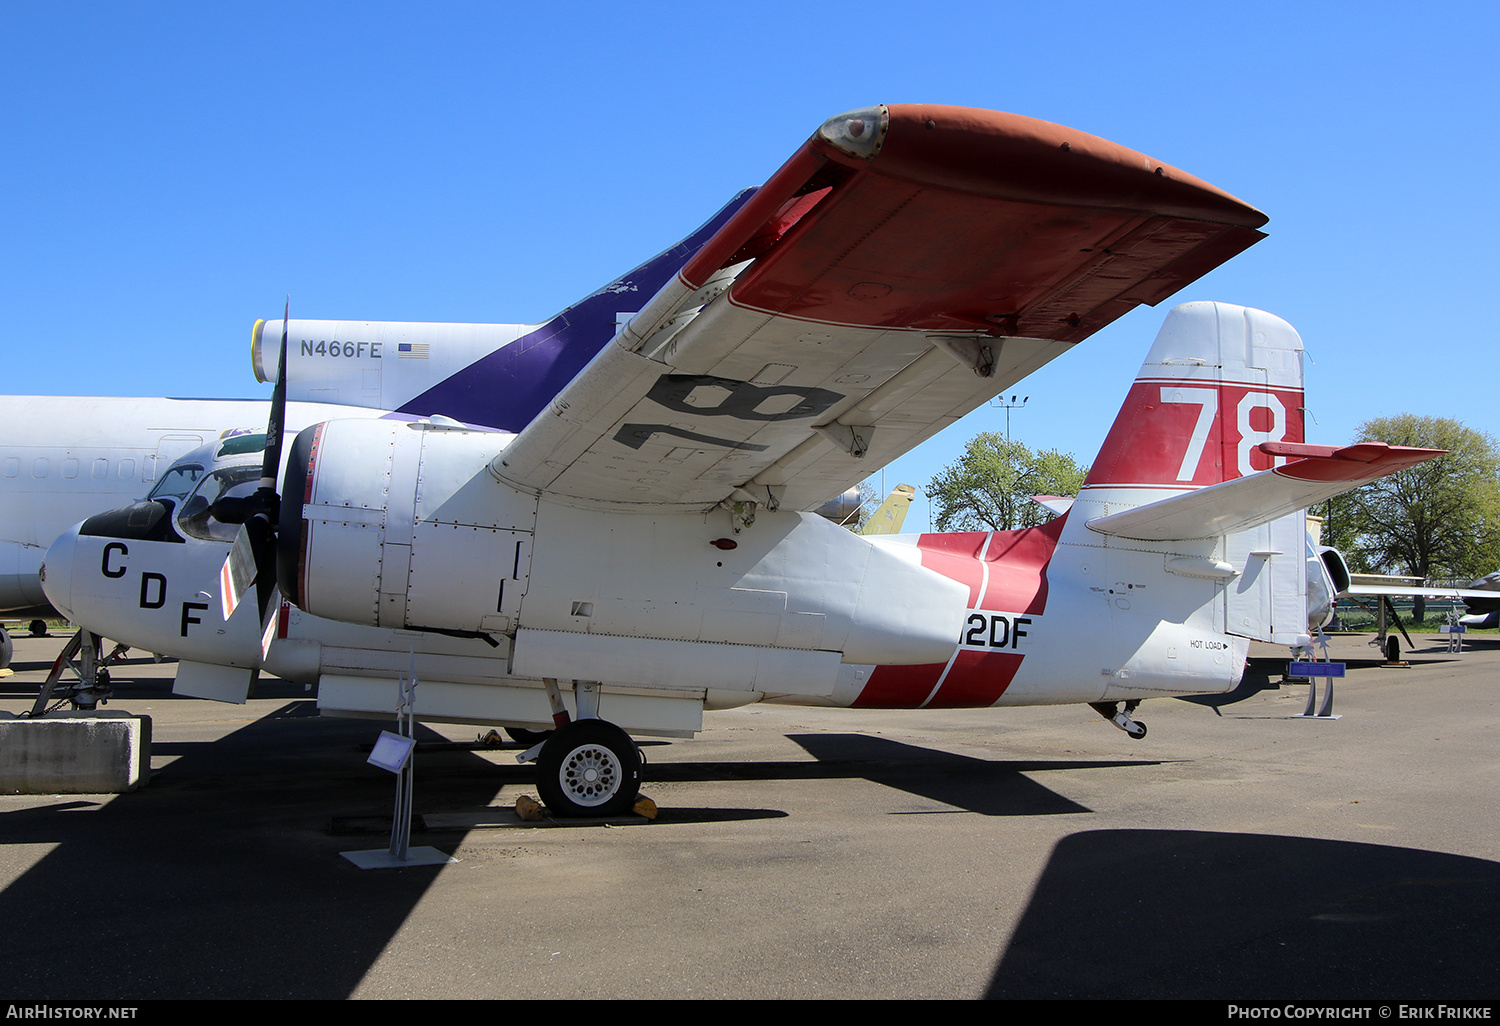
[866,104,1267,228]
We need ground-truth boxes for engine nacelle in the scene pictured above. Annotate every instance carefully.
[278,419,967,669]
[278,419,531,634]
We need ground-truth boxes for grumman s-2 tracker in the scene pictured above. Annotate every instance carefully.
[38,105,1441,817]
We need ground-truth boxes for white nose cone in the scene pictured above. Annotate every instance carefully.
[41,526,79,622]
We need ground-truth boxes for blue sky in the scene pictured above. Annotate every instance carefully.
[4,2,1496,530]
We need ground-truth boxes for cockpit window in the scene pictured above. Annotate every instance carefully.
[148,464,206,503]
[176,465,262,542]
[217,433,267,458]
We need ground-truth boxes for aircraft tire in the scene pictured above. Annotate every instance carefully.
[0,627,11,670]
[1385,636,1400,663]
[536,720,641,818]
[1126,722,1147,739]
[29,619,47,638]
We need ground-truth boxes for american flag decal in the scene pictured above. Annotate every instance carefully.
[397,343,430,359]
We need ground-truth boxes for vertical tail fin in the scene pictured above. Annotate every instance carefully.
[1074,302,1311,647]
[860,484,916,536]
[394,189,757,430]
[1084,301,1305,492]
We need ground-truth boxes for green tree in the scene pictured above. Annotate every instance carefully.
[1338,415,1500,619]
[927,432,1089,532]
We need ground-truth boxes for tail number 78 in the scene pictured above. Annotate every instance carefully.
[1161,386,1288,480]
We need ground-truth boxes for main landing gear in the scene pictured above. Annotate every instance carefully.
[1090,699,1147,739]
[536,719,642,817]
[518,678,643,818]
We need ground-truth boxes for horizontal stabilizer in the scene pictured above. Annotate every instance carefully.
[1031,495,1074,516]
[1343,584,1500,602]
[1087,442,1443,540]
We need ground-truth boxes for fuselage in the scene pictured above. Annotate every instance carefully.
[0,397,385,613]
[42,419,1254,736]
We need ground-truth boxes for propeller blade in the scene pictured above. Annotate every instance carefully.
[260,587,282,662]
[246,508,278,621]
[210,297,292,628]
[218,525,257,622]
[260,297,290,491]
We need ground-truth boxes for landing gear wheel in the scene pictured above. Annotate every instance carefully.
[29,619,47,638]
[1384,635,1400,663]
[1126,721,1147,739]
[0,627,11,670]
[536,720,641,818]
[506,726,552,746]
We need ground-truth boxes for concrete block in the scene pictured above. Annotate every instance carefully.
[0,712,151,793]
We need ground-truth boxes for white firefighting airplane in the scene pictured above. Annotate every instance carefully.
[0,194,753,667]
[41,105,1438,818]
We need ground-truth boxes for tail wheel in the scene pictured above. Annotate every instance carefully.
[536,720,641,818]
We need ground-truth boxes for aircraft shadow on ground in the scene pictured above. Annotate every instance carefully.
[0,699,508,1000]
[1175,657,1288,712]
[985,829,1500,1000]
[784,733,1152,816]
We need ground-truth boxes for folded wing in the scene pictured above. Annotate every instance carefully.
[495,104,1269,513]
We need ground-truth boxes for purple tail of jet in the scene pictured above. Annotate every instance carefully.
[394,191,756,431]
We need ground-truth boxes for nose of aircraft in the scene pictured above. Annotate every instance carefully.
[41,525,79,622]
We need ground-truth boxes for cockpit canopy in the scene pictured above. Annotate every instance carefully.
[142,432,267,543]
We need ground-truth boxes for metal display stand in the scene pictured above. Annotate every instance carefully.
[342,658,455,869]
[1291,632,1344,719]
[1442,615,1466,654]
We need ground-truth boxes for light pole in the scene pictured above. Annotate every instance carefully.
[992,394,1029,442]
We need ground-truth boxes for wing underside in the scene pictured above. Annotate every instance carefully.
[495,104,1269,514]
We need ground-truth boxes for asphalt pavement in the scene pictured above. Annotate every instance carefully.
[1,629,1497,1000]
